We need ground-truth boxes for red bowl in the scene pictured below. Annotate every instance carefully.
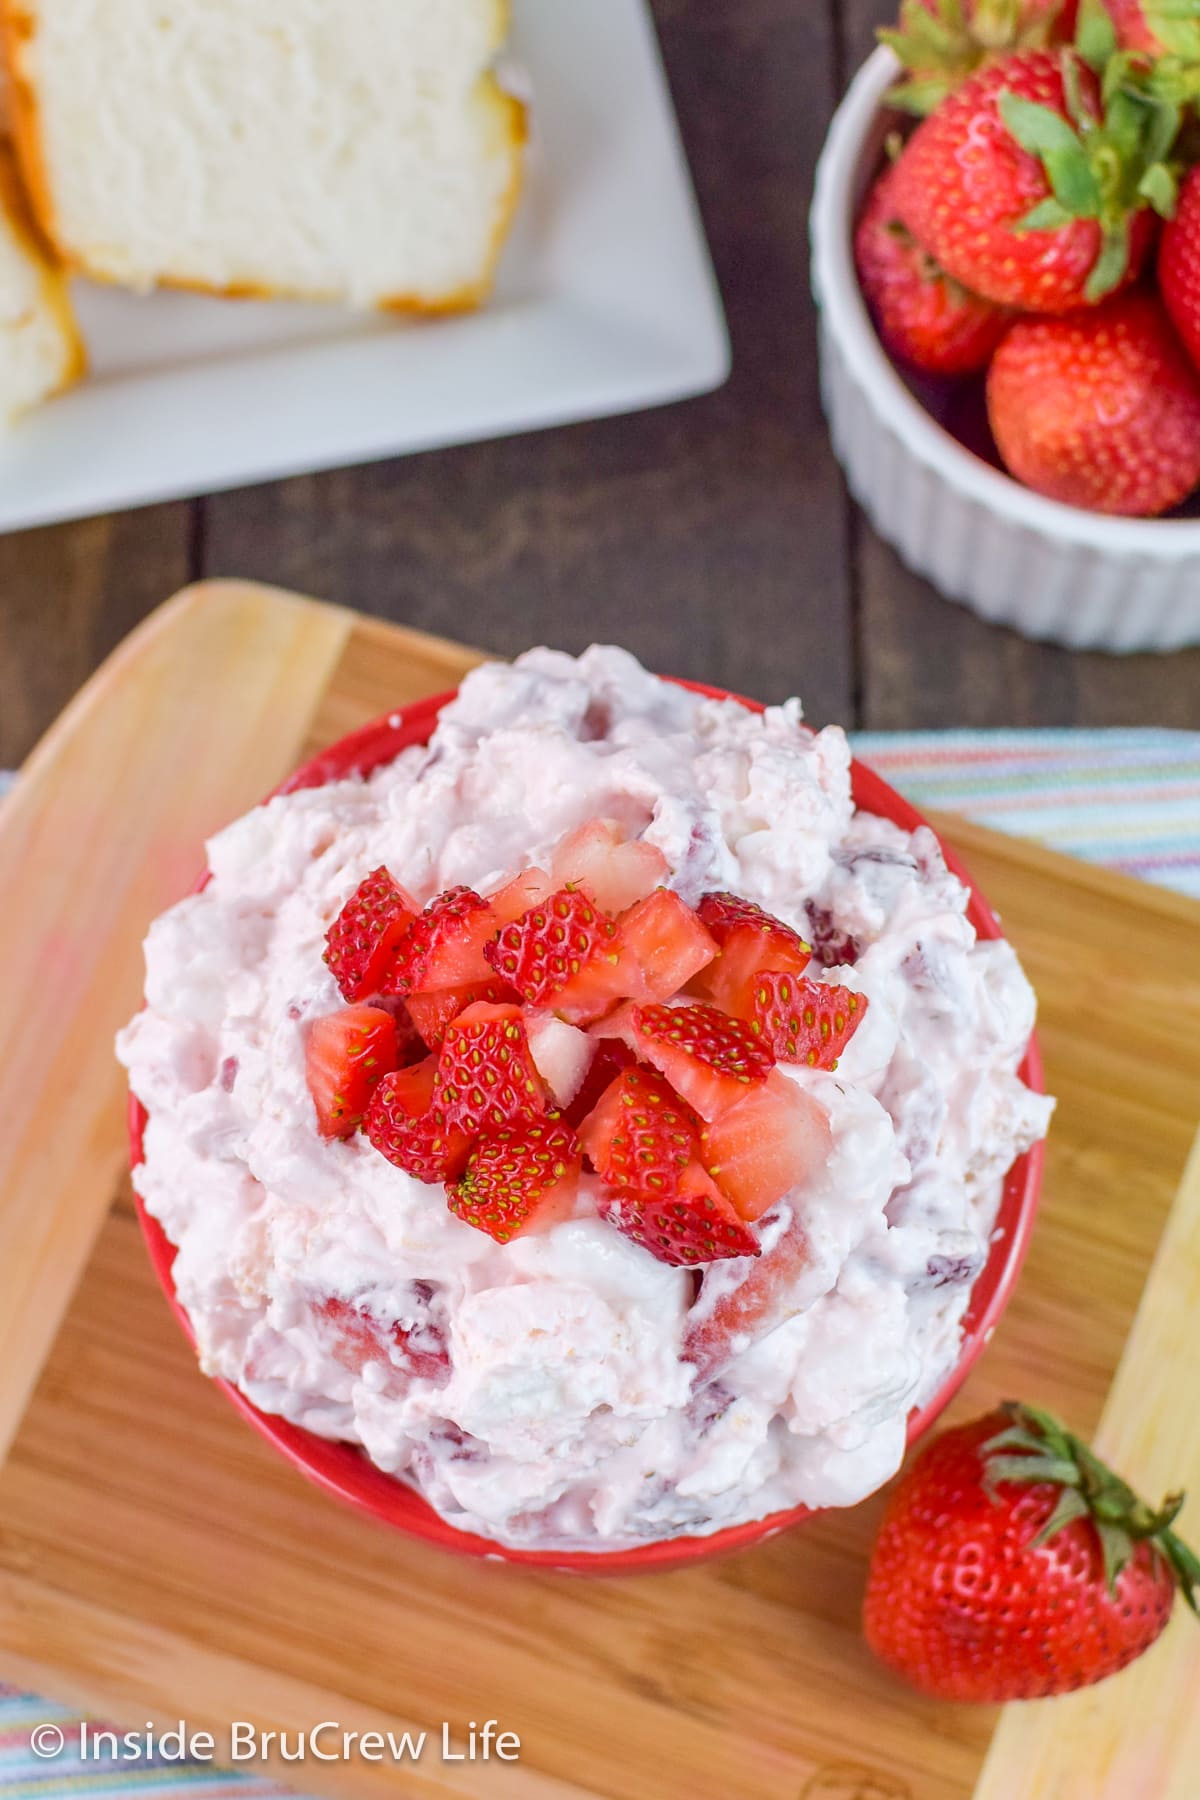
[129,680,1045,1574]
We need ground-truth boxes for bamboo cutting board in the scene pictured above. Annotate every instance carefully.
[2,581,1199,1800]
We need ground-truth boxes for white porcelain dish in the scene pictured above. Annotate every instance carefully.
[0,0,729,535]
[811,46,1200,656]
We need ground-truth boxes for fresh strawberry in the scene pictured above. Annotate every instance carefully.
[863,1402,1200,1701]
[562,1038,637,1129]
[437,1000,549,1135]
[305,1005,399,1138]
[324,867,419,1002]
[1105,0,1200,54]
[551,818,669,912]
[610,1001,775,1121]
[526,1014,595,1107]
[891,50,1169,312]
[484,886,619,1011]
[312,1293,450,1383]
[855,164,1010,376]
[599,1162,761,1266]
[747,971,869,1070]
[448,1115,581,1243]
[405,979,520,1051]
[682,1208,814,1376]
[696,891,811,1017]
[1159,163,1200,372]
[384,885,495,995]
[364,1056,471,1182]
[578,1064,701,1196]
[612,888,718,1002]
[987,290,1200,515]
[485,866,558,925]
[372,995,429,1067]
[881,0,1078,116]
[699,1070,832,1219]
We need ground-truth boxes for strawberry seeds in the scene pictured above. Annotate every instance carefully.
[304,820,862,1265]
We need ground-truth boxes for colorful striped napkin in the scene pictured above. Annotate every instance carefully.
[3,726,1198,1799]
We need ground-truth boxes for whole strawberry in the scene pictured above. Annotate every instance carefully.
[854,164,1010,375]
[1159,162,1200,369]
[864,1403,1199,1702]
[881,0,1079,115]
[891,49,1172,311]
[1105,0,1200,56]
[987,290,1200,514]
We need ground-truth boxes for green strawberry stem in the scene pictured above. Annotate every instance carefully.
[881,0,1071,115]
[998,51,1181,299]
[983,1402,1200,1613]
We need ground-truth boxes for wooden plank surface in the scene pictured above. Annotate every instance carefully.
[975,1133,1200,1800]
[1,583,1198,1800]
[0,582,353,1462]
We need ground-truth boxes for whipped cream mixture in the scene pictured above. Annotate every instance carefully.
[118,647,1052,1550]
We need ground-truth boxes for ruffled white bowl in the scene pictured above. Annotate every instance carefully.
[811,45,1200,654]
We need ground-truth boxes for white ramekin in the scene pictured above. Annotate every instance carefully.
[811,46,1200,655]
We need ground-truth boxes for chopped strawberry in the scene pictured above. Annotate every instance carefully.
[373,995,430,1066]
[527,1014,595,1107]
[611,1001,774,1122]
[683,1209,812,1376]
[699,1069,832,1219]
[613,888,717,1002]
[551,817,669,912]
[599,1162,761,1266]
[448,1116,581,1243]
[484,887,618,1010]
[324,867,419,1001]
[562,1038,637,1129]
[384,885,495,995]
[305,1005,399,1138]
[437,1000,549,1135]
[578,1064,700,1196]
[486,866,557,925]
[696,891,811,1016]
[364,1056,471,1182]
[406,979,520,1051]
[748,972,868,1070]
[313,1292,450,1384]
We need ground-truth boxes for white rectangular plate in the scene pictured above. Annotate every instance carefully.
[0,0,729,534]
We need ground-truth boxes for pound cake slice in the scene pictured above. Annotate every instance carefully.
[2,0,525,311]
[0,138,82,423]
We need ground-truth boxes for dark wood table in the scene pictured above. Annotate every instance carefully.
[3,0,1198,771]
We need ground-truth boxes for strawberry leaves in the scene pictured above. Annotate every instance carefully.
[999,52,1182,299]
[982,1402,1200,1611]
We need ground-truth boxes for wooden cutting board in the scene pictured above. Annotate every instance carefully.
[2,580,1199,1800]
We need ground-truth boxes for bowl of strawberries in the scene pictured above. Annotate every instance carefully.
[811,0,1200,651]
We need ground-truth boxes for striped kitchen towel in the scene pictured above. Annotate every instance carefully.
[2,723,1198,1800]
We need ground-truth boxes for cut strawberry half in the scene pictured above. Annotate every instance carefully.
[324,867,419,1002]
[699,1069,832,1220]
[578,1064,700,1197]
[683,1210,813,1378]
[609,1001,775,1122]
[551,817,669,912]
[437,1000,549,1135]
[599,1163,761,1267]
[486,866,558,925]
[696,890,811,1017]
[447,1115,581,1243]
[748,972,868,1070]
[484,886,618,1009]
[305,1004,399,1139]
[406,979,520,1051]
[384,886,495,995]
[364,1056,472,1182]
[613,888,717,1002]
